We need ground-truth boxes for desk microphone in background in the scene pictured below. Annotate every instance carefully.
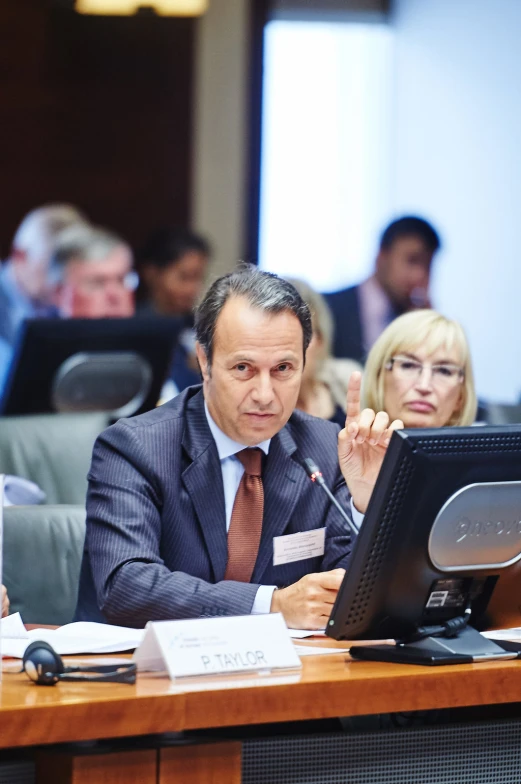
[302,457,360,540]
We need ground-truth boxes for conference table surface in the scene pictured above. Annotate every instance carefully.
[2,635,521,750]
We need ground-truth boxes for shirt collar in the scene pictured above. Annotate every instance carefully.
[204,401,271,460]
[359,275,393,315]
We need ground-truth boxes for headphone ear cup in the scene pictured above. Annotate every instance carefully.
[23,640,65,686]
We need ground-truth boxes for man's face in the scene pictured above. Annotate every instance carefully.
[375,236,434,311]
[56,246,135,318]
[196,296,305,446]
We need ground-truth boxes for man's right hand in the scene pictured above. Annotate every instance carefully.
[270,569,345,630]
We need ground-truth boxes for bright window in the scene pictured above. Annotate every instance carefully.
[258,20,394,292]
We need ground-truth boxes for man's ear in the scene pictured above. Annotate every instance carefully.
[195,342,210,382]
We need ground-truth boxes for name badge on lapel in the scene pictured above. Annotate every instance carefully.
[273,527,325,566]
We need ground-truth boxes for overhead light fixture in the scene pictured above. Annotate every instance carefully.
[75,0,208,15]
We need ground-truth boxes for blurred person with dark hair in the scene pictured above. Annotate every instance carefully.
[137,226,210,318]
[0,204,88,345]
[49,223,136,319]
[137,227,211,395]
[325,216,441,364]
[286,278,361,428]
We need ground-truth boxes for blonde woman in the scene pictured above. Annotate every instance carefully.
[362,310,477,429]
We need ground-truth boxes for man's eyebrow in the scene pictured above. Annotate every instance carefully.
[228,356,254,364]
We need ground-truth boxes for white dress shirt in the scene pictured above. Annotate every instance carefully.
[204,403,364,614]
[204,403,276,613]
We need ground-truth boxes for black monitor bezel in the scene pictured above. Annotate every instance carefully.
[0,316,184,417]
[327,424,521,643]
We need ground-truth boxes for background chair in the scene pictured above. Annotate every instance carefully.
[0,412,109,504]
[482,403,521,425]
[3,504,86,625]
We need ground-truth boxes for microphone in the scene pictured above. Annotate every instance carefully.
[302,457,360,540]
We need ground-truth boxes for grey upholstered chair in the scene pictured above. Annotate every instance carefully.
[3,504,86,625]
[0,412,109,505]
[483,403,521,425]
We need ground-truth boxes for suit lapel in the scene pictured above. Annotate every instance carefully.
[181,391,228,582]
[252,423,307,583]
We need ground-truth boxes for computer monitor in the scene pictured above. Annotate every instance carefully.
[0,317,184,417]
[327,424,521,665]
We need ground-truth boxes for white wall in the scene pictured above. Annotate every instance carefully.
[391,0,521,402]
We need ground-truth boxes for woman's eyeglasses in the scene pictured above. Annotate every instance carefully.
[385,356,464,388]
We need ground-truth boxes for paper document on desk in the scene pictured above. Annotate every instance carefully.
[482,627,521,642]
[294,644,350,656]
[288,628,326,639]
[0,613,144,658]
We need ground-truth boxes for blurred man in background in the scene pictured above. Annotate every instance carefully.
[0,204,87,344]
[325,216,441,364]
[49,223,136,318]
[0,222,135,398]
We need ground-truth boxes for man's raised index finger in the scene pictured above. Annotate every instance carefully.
[346,371,362,423]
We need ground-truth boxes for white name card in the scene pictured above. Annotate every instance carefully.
[273,527,325,566]
[133,613,301,679]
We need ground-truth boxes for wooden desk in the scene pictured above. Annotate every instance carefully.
[2,641,521,782]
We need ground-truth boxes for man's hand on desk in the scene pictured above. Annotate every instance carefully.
[270,569,345,630]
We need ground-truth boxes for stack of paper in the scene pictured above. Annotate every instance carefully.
[482,627,521,642]
[288,628,326,639]
[0,613,144,658]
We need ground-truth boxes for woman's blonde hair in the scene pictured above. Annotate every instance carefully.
[284,278,334,358]
[362,310,477,426]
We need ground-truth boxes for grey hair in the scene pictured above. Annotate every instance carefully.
[195,263,313,365]
[11,203,88,261]
[49,223,130,284]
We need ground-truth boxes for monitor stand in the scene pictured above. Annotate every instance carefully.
[350,626,519,666]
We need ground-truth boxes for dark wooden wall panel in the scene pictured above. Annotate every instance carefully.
[0,0,195,255]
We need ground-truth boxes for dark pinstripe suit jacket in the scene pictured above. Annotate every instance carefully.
[75,386,354,628]
[324,284,366,364]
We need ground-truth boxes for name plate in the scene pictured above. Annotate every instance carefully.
[133,613,301,679]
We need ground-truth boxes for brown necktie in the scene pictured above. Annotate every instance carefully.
[224,448,264,583]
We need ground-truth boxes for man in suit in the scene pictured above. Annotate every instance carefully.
[0,222,135,401]
[76,265,402,630]
[0,204,87,346]
[49,223,136,319]
[325,216,441,364]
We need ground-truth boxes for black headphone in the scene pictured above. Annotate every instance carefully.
[22,640,137,686]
